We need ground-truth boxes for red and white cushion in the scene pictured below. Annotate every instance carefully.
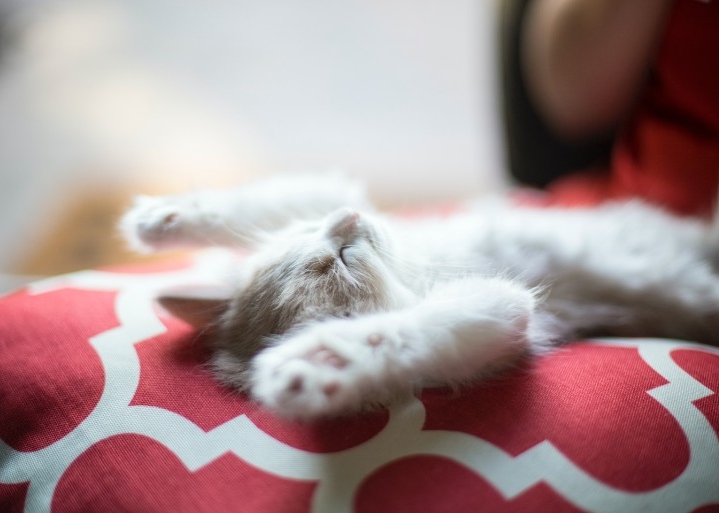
[1,252,718,513]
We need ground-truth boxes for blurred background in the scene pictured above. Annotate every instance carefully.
[0,0,509,286]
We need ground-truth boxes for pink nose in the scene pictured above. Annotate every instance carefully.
[326,208,360,238]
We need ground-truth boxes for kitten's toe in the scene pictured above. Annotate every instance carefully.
[250,334,360,418]
[119,195,210,252]
[252,356,349,418]
[119,196,184,251]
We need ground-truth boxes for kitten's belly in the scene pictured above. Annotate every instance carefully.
[426,201,707,287]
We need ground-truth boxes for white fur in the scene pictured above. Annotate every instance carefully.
[119,172,371,251]
[121,173,719,418]
[251,277,536,417]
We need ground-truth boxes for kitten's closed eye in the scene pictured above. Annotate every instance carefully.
[339,245,351,266]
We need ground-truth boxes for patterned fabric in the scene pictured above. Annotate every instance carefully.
[1,252,718,513]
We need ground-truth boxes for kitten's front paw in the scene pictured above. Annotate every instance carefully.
[250,324,391,418]
[120,195,207,252]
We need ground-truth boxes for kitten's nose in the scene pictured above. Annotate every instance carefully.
[326,207,360,239]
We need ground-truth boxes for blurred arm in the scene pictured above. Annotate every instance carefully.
[521,0,674,138]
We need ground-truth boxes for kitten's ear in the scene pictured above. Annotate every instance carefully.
[157,286,231,330]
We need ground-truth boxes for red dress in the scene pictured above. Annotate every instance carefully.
[545,0,719,217]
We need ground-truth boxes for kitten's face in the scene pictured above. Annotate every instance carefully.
[217,208,409,362]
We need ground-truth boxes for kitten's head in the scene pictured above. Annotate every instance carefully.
[160,208,412,381]
[225,207,403,335]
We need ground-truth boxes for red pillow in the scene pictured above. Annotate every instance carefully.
[1,254,718,513]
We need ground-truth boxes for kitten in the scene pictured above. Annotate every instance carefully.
[120,173,719,418]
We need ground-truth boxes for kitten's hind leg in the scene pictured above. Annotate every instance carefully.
[250,277,543,418]
[120,172,371,252]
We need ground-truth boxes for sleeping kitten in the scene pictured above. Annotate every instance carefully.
[120,173,719,418]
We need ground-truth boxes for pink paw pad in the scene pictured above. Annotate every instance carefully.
[367,334,384,347]
[307,346,348,368]
[287,376,304,393]
[162,212,179,225]
[322,382,341,397]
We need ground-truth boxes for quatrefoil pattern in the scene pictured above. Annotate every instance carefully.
[1,252,718,513]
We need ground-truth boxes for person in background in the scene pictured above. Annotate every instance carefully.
[519,0,719,217]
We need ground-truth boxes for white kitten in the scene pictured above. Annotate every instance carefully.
[120,173,719,418]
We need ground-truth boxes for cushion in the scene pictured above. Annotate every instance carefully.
[1,252,719,513]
